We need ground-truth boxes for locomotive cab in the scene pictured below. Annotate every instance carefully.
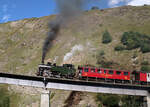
[37,63,52,76]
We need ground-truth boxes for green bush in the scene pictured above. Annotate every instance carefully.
[96,94,103,101]
[99,50,105,56]
[91,6,99,10]
[114,45,126,51]
[121,31,150,53]
[141,61,149,65]
[103,95,119,107]
[121,32,141,50]
[97,94,119,107]
[50,92,55,99]
[121,96,143,107]
[98,104,102,107]
[101,61,114,68]
[96,50,105,66]
[141,44,150,53]
[141,65,150,72]
[97,94,143,107]
[102,30,112,44]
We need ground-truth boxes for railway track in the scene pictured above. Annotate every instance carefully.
[0,72,150,91]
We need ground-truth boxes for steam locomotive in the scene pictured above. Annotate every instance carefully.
[37,62,150,84]
[37,62,76,78]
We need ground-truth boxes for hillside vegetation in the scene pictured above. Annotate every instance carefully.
[0,5,150,107]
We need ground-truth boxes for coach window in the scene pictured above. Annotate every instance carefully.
[84,68,89,72]
[98,69,102,73]
[104,70,107,74]
[91,69,95,72]
[124,72,129,76]
[108,70,113,75]
[116,71,121,75]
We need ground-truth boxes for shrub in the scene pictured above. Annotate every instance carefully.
[97,59,105,66]
[98,104,102,107]
[96,94,103,101]
[103,95,119,107]
[121,32,141,50]
[102,30,112,44]
[50,92,55,99]
[121,96,142,107]
[96,50,105,65]
[96,94,119,107]
[99,24,103,27]
[141,65,150,72]
[102,61,114,68]
[91,6,99,10]
[99,50,105,56]
[141,44,150,53]
[141,61,149,65]
[121,31,150,53]
[114,45,126,51]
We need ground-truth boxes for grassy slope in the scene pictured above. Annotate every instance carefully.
[0,5,150,107]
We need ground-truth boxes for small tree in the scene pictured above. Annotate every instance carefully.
[96,50,105,65]
[114,45,126,51]
[102,30,112,44]
[97,94,119,107]
[141,44,150,53]
[91,6,99,10]
[121,31,150,53]
[141,65,150,72]
[99,50,105,56]
[141,61,149,65]
[103,95,119,107]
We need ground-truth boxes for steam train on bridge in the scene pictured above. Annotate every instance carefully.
[37,62,150,84]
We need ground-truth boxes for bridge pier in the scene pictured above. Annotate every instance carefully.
[147,93,150,107]
[40,90,50,107]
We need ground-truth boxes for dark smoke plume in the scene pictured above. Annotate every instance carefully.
[42,21,60,64]
[42,0,85,64]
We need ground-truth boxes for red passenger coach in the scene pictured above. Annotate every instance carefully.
[78,66,130,81]
[132,71,150,83]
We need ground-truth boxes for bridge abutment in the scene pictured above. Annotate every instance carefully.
[40,90,50,107]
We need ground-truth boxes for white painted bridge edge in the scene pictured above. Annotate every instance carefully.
[0,77,148,96]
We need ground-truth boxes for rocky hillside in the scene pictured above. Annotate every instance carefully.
[0,5,150,107]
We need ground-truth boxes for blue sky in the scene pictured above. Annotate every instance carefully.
[0,0,150,23]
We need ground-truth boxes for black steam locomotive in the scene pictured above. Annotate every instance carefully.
[37,62,76,78]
